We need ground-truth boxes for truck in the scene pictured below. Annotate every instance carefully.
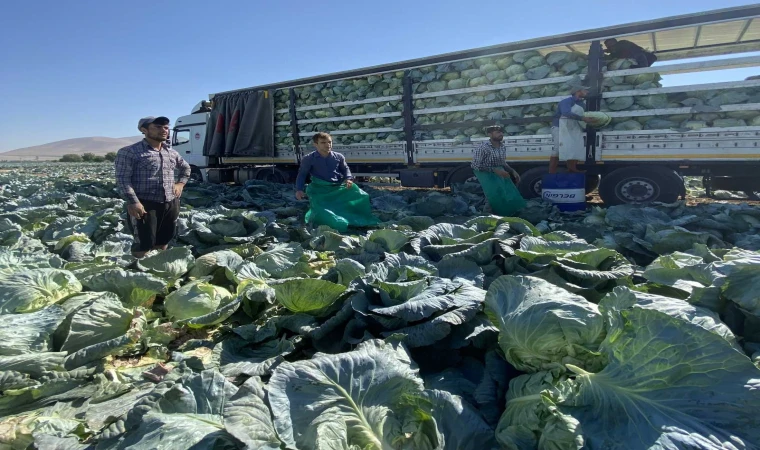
[172,4,760,205]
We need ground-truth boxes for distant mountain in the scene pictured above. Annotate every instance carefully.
[0,136,144,161]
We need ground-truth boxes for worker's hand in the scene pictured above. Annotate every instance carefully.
[345,179,354,189]
[127,202,147,220]
[296,190,305,200]
[493,169,510,179]
[582,117,594,123]
[173,182,185,197]
[511,171,521,184]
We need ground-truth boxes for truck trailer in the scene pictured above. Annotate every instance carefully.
[172,4,760,205]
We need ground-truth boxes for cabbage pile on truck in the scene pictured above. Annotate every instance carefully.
[273,50,760,147]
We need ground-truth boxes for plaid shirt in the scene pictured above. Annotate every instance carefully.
[115,139,191,204]
[471,140,514,173]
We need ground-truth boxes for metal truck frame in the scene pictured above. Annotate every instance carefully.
[172,5,760,205]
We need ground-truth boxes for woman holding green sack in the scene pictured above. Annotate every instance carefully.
[296,132,379,232]
[471,125,526,216]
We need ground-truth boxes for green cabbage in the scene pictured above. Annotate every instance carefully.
[164,279,234,320]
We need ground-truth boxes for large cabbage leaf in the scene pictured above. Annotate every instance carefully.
[714,253,760,318]
[495,371,575,450]
[642,252,725,312]
[271,277,347,316]
[253,243,304,278]
[82,269,167,308]
[211,336,297,378]
[268,339,442,450]
[101,370,280,449]
[424,389,499,450]
[0,306,67,355]
[59,292,135,353]
[0,268,82,313]
[484,275,606,373]
[163,279,234,320]
[135,246,195,280]
[538,295,760,449]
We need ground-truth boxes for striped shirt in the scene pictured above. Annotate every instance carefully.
[471,140,515,173]
[115,139,191,204]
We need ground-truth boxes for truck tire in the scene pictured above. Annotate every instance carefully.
[598,166,683,205]
[445,167,475,188]
[517,167,600,199]
[189,166,204,183]
[255,167,287,184]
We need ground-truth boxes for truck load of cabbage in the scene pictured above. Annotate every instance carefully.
[273,51,760,147]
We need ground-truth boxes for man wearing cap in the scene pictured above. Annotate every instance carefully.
[471,125,525,216]
[549,86,594,174]
[115,116,191,258]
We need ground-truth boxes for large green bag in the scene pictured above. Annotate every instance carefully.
[474,170,526,217]
[305,178,380,232]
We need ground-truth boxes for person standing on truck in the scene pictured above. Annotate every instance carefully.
[549,85,594,174]
[295,132,379,232]
[604,38,656,68]
[115,116,191,258]
[471,125,525,216]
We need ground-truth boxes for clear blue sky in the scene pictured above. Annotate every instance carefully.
[1,0,758,152]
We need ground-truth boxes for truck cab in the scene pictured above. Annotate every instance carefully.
[172,101,211,182]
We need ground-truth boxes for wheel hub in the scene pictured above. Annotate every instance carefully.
[619,179,656,202]
[532,180,543,196]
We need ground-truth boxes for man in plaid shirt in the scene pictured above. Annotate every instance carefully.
[115,116,191,257]
[471,125,523,214]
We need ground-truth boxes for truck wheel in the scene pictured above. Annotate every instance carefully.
[189,166,204,183]
[598,166,683,205]
[517,167,600,199]
[445,167,475,188]
[255,167,287,184]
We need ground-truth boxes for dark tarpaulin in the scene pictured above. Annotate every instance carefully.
[204,90,274,157]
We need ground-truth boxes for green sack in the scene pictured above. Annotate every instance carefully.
[474,170,526,217]
[305,177,380,232]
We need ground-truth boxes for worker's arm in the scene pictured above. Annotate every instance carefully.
[338,154,354,188]
[338,154,353,180]
[559,99,584,121]
[175,152,191,185]
[605,47,622,59]
[295,156,312,192]
[501,161,520,182]
[114,148,140,205]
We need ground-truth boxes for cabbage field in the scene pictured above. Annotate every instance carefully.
[1,162,760,449]
[274,53,760,147]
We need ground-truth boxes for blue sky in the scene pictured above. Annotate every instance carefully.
[1,0,758,152]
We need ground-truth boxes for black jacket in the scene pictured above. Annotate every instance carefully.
[605,40,654,67]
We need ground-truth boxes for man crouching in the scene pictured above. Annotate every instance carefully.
[295,132,379,232]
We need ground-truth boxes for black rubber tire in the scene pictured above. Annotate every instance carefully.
[445,167,475,188]
[517,166,601,199]
[255,167,287,184]
[189,166,204,183]
[598,166,683,205]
